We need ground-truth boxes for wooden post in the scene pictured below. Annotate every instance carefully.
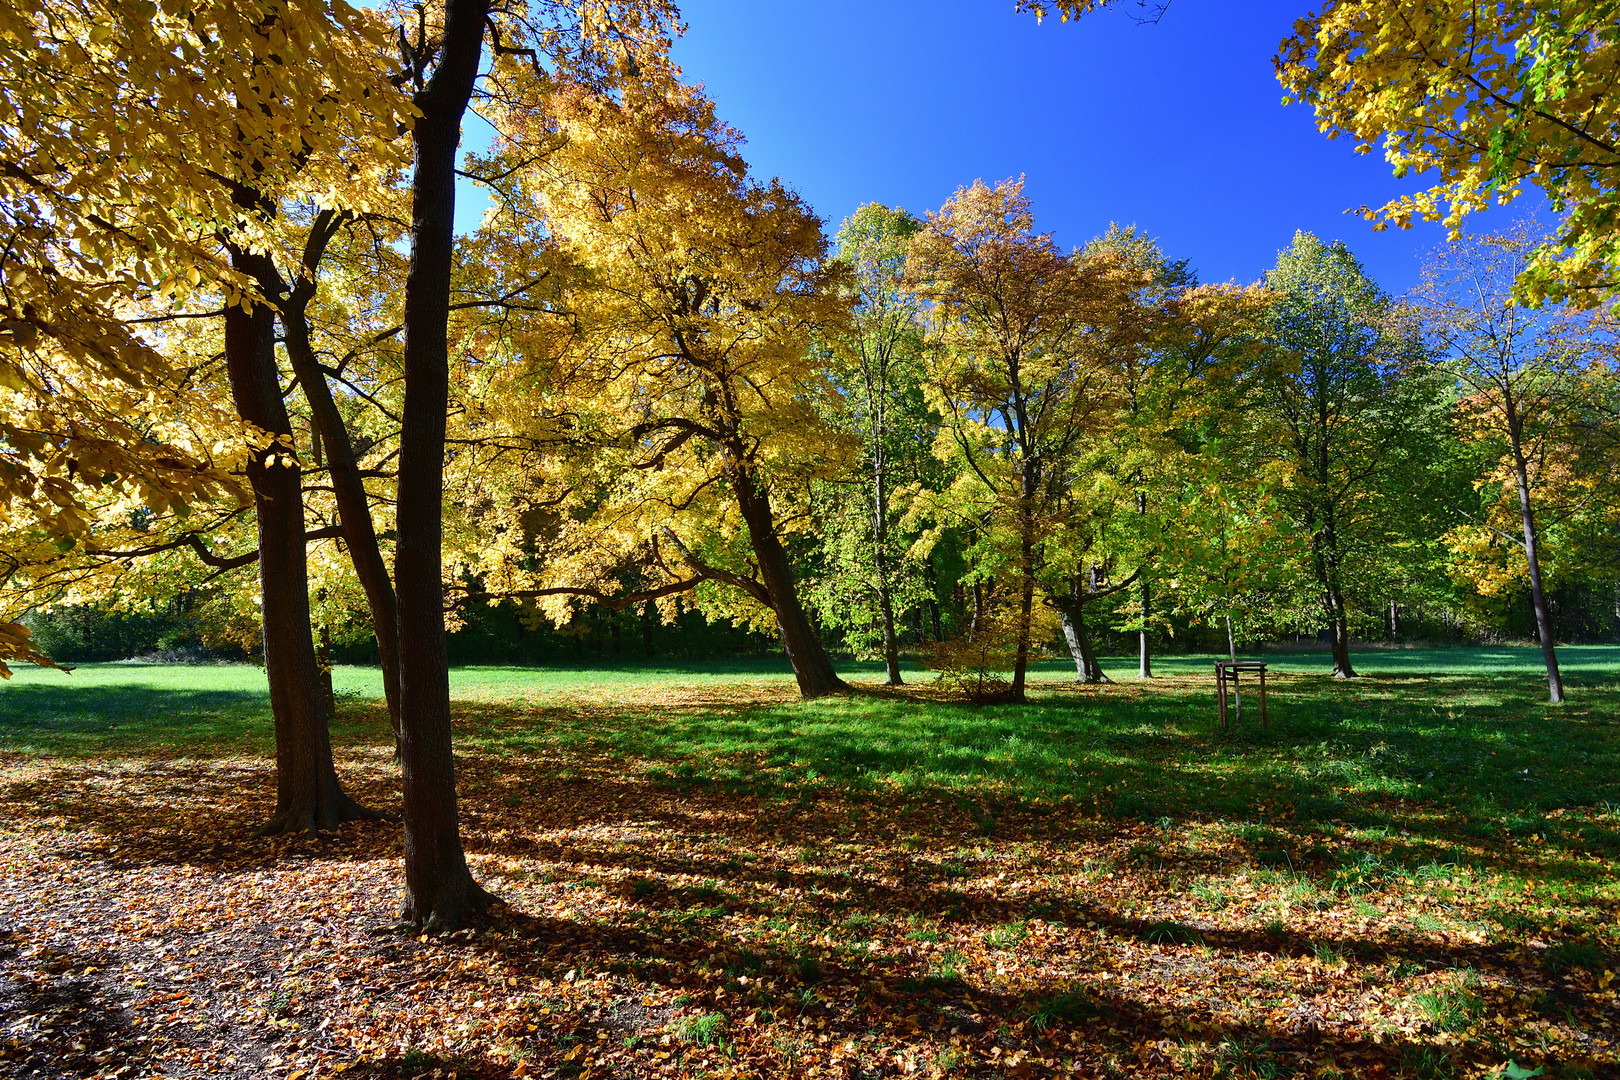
[1259,665,1268,729]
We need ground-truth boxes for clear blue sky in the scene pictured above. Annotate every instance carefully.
[459,1,1517,295]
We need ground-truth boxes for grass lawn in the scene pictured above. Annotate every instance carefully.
[1,646,1617,1079]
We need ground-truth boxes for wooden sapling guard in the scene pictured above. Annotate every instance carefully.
[1215,660,1268,731]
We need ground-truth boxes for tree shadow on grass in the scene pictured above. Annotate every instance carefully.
[0,683,277,753]
[445,670,1620,877]
[8,731,1615,1078]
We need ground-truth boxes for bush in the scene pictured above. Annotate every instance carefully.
[924,613,1022,703]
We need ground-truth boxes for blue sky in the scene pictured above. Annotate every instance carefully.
[460,1,1510,295]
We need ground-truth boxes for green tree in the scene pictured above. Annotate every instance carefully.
[815,203,932,685]
[1254,232,1442,678]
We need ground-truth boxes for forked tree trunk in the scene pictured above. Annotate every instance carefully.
[1057,566,1115,684]
[394,0,495,930]
[223,263,372,835]
[733,470,847,698]
[281,298,404,744]
[1057,601,1109,684]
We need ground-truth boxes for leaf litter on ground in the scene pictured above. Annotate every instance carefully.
[0,663,1617,1079]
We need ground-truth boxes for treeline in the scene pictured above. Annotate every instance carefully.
[27,203,1620,684]
[2,0,1617,928]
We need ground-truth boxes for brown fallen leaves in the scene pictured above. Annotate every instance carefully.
[0,692,1616,1080]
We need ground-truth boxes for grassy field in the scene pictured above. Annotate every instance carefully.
[1,647,1617,1079]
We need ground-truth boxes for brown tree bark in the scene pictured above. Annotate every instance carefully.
[1136,488,1153,679]
[1506,401,1565,703]
[395,0,495,929]
[1008,507,1037,703]
[732,466,848,698]
[245,213,405,743]
[282,294,405,743]
[1328,586,1355,678]
[318,622,336,721]
[223,254,373,836]
[872,441,902,686]
[1137,577,1153,679]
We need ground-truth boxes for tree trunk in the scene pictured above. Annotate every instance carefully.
[1509,420,1564,702]
[1058,600,1109,684]
[641,601,656,657]
[282,298,404,746]
[1310,524,1356,678]
[1225,613,1236,663]
[733,468,847,698]
[223,264,371,835]
[878,584,902,685]
[1008,512,1036,703]
[1328,584,1356,678]
[394,0,494,930]
[1137,576,1152,679]
[872,431,902,686]
[318,622,336,721]
[1136,486,1153,679]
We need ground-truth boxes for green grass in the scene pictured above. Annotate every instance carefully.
[4,647,1619,868]
[672,1012,727,1047]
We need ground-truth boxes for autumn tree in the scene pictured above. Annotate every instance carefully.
[1037,227,1274,684]
[1,0,419,832]
[908,178,1119,703]
[1072,225,1199,679]
[1023,3,1620,311]
[474,77,852,699]
[381,0,679,925]
[1418,223,1619,702]
[1275,2,1620,312]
